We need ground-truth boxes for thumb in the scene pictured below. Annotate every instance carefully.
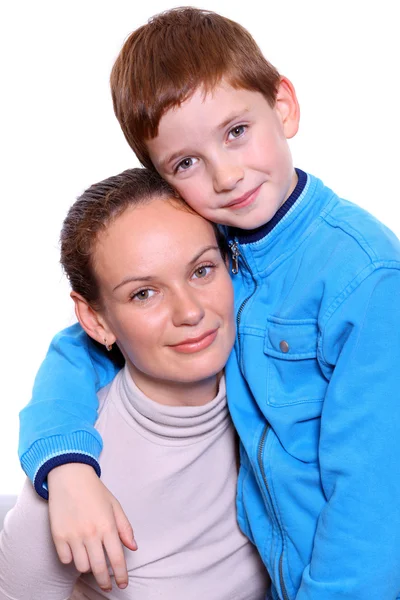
[112,499,138,551]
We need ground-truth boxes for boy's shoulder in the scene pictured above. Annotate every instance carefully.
[316,178,400,266]
[285,174,400,328]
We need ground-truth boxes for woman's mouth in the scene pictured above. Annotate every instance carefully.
[169,329,218,354]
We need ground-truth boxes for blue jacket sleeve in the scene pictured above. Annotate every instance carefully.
[18,323,122,499]
[296,266,400,599]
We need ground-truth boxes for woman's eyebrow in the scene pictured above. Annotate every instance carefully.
[113,274,154,292]
[112,245,219,292]
[188,245,220,266]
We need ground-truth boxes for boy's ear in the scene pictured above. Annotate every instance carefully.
[71,291,117,348]
[274,76,300,139]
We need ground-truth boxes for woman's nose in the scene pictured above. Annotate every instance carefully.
[171,288,205,327]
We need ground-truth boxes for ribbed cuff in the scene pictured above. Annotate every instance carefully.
[35,453,101,500]
[20,431,103,500]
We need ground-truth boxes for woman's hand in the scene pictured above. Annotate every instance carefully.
[48,463,137,593]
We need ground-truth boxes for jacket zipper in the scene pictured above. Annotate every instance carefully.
[229,239,289,600]
[258,426,289,600]
[230,239,241,274]
[228,239,256,346]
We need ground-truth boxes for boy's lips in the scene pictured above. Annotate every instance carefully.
[169,328,218,354]
[225,184,262,210]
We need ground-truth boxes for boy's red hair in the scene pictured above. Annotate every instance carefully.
[110,7,281,169]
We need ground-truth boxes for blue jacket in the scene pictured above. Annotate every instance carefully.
[226,171,400,599]
[19,171,400,598]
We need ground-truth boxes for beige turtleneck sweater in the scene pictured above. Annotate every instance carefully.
[0,368,269,599]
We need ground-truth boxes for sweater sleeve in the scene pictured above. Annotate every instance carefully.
[0,479,80,599]
[296,266,400,599]
[18,323,122,499]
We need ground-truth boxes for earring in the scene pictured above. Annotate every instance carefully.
[104,338,113,352]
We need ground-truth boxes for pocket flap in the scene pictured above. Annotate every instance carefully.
[264,317,319,360]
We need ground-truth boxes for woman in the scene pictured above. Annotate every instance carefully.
[0,168,268,599]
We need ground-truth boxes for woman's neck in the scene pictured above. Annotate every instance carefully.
[126,364,221,407]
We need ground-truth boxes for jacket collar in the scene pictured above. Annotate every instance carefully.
[227,170,337,275]
[228,168,308,244]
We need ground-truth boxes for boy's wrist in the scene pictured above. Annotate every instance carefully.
[36,453,101,500]
[19,431,102,499]
[48,462,100,493]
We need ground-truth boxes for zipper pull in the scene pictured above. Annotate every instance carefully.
[229,240,240,275]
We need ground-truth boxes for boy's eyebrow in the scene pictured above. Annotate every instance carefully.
[112,245,219,291]
[160,149,188,170]
[216,110,249,132]
[160,110,250,170]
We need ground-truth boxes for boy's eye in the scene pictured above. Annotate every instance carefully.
[131,289,155,302]
[228,125,246,139]
[176,157,196,172]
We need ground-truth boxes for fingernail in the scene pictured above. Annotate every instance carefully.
[119,583,128,589]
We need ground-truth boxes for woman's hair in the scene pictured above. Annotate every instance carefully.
[110,7,281,169]
[61,167,227,309]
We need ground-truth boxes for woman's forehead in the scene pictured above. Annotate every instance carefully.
[93,198,217,281]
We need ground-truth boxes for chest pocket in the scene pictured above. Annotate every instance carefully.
[264,317,327,407]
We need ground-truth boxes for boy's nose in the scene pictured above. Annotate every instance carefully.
[212,162,244,193]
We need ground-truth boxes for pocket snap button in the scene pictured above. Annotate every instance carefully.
[279,340,289,353]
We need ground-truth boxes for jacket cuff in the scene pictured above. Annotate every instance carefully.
[20,431,102,500]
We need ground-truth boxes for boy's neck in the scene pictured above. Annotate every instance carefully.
[228,168,307,243]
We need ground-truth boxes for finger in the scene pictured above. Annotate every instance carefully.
[84,538,112,592]
[53,538,73,564]
[112,500,137,551]
[69,541,91,575]
[103,531,129,590]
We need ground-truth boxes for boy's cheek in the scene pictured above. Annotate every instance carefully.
[171,180,207,213]
[158,170,217,221]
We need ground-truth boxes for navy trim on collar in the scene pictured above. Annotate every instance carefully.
[228,168,307,244]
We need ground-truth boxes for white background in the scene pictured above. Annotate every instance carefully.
[1,0,399,494]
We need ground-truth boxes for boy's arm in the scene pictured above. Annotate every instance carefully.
[18,322,121,499]
[48,463,136,593]
[297,266,400,599]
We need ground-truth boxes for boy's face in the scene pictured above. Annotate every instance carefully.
[147,80,300,229]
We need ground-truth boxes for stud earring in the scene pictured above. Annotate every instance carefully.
[104,338,113,352]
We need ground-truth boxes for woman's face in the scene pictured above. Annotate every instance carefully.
[93,197,235,404]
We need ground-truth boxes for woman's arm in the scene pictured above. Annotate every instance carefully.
[0,479,79,599]
[18,323,121,499]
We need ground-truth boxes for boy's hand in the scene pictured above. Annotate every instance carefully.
[48,463,137,593]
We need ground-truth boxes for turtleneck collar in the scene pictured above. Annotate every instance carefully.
[113,367,229,444]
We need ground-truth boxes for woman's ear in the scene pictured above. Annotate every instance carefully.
[274,76,300,140]
[71,291,116,348]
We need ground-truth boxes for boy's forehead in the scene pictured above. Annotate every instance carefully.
[163,81,261,123]
[147,83,268,165]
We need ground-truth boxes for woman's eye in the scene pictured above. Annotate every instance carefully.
[193,265,213,279]
[228,125,246,139]
[131,289,155,302]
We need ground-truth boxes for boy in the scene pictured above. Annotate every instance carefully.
[18,7,400,599]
